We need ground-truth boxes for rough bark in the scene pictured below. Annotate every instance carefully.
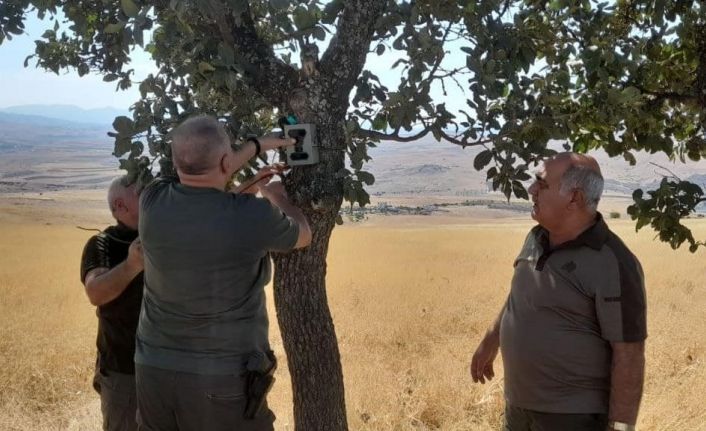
[270,1,388,430]
[273,211,345,430]
[272,90,348,426]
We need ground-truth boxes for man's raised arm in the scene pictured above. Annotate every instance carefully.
[260,182,312,249]
[83,239,143,306]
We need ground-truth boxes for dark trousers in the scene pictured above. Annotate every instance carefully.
[135,364,275,431]
[503,404,609,431]
[93,368,138,431]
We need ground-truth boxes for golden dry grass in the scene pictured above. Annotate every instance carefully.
[1,217,705,430]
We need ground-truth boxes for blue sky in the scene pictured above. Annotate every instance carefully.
[0,15,149,109]
[0,14,468,115]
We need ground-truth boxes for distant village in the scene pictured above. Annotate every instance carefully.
[340,199,532,221]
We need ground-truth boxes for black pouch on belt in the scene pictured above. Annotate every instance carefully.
[244,351,277,420]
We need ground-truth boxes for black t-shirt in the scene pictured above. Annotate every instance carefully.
[80,224,143,375]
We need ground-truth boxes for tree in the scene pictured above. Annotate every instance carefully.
[3,0,706,428]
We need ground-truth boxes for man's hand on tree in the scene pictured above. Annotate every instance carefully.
[260,181,289,205]
[233,164,288,194]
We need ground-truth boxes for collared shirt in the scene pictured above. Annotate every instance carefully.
[135,178,299,375]
[500,214,647,414]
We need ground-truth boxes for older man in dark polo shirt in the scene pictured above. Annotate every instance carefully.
[471,153,646,431]
[135,115,311,431]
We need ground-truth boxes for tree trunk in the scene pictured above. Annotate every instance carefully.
[272,109,348,430]
[273,211,346,430]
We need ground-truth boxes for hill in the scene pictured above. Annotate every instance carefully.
[2,112,706,204]
[0,104,127,126]
[0,112,117,193]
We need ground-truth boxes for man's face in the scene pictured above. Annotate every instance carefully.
[119,185,140,230]
[527,158,571,230]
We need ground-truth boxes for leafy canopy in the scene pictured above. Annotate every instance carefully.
[2,0,706,249]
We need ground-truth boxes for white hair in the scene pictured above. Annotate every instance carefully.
[559,165,604,212]
[107,175,129,212]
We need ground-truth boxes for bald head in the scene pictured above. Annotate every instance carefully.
[551,152,604,212]
[171,115,231,176]
[552,152,602,175]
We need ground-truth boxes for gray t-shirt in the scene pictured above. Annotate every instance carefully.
[500,215,646,414]
[135,178,299,375]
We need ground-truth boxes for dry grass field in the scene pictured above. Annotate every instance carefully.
[1,207,705,430]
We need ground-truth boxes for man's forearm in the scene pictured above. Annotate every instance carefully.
[230,140,258,174]
[270,198,312,248]
[85,262,141,306]
[609,341,645,425]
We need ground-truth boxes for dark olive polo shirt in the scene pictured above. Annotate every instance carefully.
[135,177,299,375]
[500,214,647,414]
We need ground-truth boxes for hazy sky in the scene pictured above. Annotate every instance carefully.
[0,14,467,114]
[0,15,149,109]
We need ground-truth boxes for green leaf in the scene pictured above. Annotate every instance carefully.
[512,181,529,200]
[322,0,344,24]
[113,116,135,135]
[121,0,140,18]
[372,115,387,130]
[357,171,375,186]
[486,167,498,180]
[105,22,125,33]
[623,151,636,165]
[270,0,290,10]
[293,7,316,30]
[620,86,641,103]
[313,26,326,41]
[357,188,371,207]
[376,44,385,56]
[473,150,493,170]
[113,137,132,157]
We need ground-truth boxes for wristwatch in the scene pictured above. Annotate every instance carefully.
[608,421,636,431]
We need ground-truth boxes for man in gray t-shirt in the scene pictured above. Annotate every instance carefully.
[470,153,646,431]
[135,115,311,431]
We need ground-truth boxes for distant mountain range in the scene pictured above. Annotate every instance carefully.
[0,104,127,127]
[1,107,706,202]
[0,110,112,153]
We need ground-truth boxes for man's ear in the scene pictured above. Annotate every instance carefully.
[569,188,586,209]
[113,197,126,214]
[112,198,129,219]
[220,152,230,175]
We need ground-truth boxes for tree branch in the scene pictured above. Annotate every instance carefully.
[649,162,682,181]
[319,0,388,112]
[203,0,299,108]
[632,84,698,103]
[416,22,455,90]
[357,127,429,142]
[356,126,496,147]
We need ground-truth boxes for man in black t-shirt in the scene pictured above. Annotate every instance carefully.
[80,175,143,431]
